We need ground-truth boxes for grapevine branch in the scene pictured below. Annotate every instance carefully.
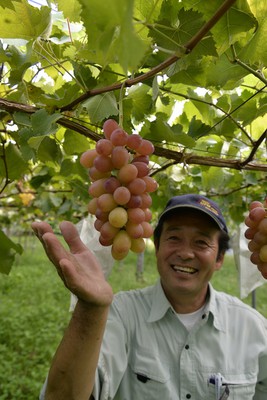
[0,98,266,172]
[60,0,237,112]
[0,136,10,195]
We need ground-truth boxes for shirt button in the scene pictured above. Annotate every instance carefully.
[186,394,191,399]
[185,344,189,350]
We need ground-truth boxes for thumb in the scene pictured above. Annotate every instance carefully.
[59,221,89,254]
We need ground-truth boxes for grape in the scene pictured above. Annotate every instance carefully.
[141,221,154,238]
[87,198,98,214]
[142,176,158,193]
[96,139,113,156]
[94,155,113,173]
[131,237,146,253]
[131,161,149,177]
[97,193,117,212]
[89,166,111,181]
[126,195,142,208]
[111,247,129,261]
[99,235,113,247]
[127,134,142,150]
[253,231,267,247]
[136,139,155,155]
[103,119,119,139]
[132,154,149,164]
[113,230,132,252]
[127,208,146,224]
[103,177,121,194]
[95,208,109,222]
[110,128,128,146]
[140,192,152,208]
[109,207,128,228]
[250,251,262,265]
[113,186,131,205]
[94,218,104,232]
[80,149,98,168]
[248,240,260,252]
[125,221,144,239]
[88,178,107,198]
[100,221,119,240]
[259,244,267,262]
[117,163,138,183]
[143,208,152,222]
[258,218,267,233]
[111,146,129,169]
[127,178,146,195]
[249,201,265,211]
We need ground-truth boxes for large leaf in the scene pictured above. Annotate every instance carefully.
[0,0,51,40]
[0,230,23,275]
[0,143,28,181]
[84,93,119,123]
[55,0,82,22]
[78,0,148,72]
[240,0,267,65]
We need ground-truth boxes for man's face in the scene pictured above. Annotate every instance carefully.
[155,209,224,306]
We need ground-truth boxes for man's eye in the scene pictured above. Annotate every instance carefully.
[196,240,208,247]
[167,235,180,241]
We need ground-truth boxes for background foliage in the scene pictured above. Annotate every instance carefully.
[0,0,266,273]
[0,236,266,399]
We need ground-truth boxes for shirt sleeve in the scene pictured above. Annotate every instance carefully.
[253,320,267,400]
[92,304,129,400]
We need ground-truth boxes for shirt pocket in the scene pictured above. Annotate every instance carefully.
[207,373,257,399]
[129,348,172,400]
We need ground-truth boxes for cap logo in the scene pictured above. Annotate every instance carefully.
[199,199,219,216]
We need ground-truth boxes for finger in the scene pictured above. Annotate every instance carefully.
[59,221,89,254]
[31,221,54,241]
[41,231,71,268]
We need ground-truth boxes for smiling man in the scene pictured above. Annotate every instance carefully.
[33,194,267,400]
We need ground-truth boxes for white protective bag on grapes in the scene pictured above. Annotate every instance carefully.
[232,222,266,299]
[69,214,114,311]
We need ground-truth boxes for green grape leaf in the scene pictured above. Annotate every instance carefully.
[31,109,62,136]
[84,93,119,123]
[0,230,23,275]
[0,0,51,39]
[0,143,28,181]
[55,0,82,22]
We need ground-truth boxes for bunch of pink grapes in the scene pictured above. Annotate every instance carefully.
[80,119,158,260]
[245,199,267,275]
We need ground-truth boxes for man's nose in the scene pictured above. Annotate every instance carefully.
[176,243,194,259]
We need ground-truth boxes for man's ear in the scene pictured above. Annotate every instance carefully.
[215,252,224,271]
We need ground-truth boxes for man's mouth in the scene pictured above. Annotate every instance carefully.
[171,265,198,274]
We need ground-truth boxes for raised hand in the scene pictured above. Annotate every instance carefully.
[31,220,113,307]
[245,200,267,279]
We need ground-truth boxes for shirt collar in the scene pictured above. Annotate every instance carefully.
[147,280,174,322]
[205,283,227,332]
[147,280,226,332]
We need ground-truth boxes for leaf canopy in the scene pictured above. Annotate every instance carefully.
[0,0,266,272]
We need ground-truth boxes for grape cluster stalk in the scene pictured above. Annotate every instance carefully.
[245,199,267,267]
[80,119,158,260]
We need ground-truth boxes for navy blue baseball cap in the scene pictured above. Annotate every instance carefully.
[157,194,228,233]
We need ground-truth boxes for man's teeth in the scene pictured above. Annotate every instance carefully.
[172,266,197,274]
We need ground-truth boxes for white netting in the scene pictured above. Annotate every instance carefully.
[69,215,114,311]
[232,223,266,299]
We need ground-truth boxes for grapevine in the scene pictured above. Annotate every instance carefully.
[80,119,158,260]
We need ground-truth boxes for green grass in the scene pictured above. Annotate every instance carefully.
[0,237,266,399]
